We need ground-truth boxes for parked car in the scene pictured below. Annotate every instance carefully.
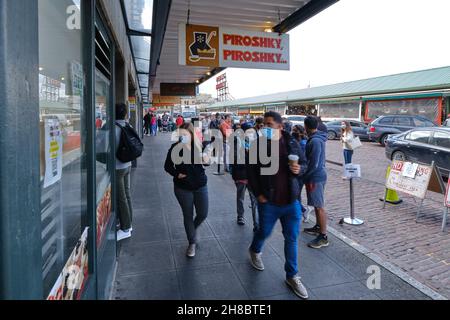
[368,115,437,146]
[282,115,307,127]
[325,120,369,140]
[385,127,450,177]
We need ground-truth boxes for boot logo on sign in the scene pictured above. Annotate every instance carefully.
[189,31,217,62]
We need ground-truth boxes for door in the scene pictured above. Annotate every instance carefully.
[430,131,450,175]
[403,130,434,164]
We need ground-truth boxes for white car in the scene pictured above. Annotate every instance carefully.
[283,115,307,127]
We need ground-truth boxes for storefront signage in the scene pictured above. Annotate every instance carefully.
[179,24,290,70]
[161,83,196,97]
[47,228,89,300]
[43,118,63,188]
[386,161,433,199]
[97,185,112,247]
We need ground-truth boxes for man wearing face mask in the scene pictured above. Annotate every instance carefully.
[247,111,309,299]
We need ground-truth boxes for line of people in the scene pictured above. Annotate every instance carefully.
[164,111,330,300]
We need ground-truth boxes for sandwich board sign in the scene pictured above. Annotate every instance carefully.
[386,161,433,200]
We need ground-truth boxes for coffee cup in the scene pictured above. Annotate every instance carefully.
[288,154,299,166]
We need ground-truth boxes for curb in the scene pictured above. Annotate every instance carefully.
[309,215,447,300]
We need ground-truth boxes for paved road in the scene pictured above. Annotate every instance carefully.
[113,134,431,300]
[325,139,449,298]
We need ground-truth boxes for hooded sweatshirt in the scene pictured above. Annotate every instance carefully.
[302,130,328,183]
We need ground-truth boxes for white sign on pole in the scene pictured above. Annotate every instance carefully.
[43,118,63,188]
[386,160,433,200]
[344,164,361,179]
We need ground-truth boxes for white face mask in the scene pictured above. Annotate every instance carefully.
[180,135,190,144]
[341,125,346,129]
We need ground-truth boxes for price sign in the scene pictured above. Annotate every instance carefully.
[344,164,361,179]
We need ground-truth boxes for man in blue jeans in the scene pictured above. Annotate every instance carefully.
[247,111,309,299]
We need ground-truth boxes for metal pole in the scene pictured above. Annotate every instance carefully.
[416,199,424,222]
[442,207,448,232]
[344,177,364,225]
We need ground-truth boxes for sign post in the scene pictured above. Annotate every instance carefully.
[343,164,364,226]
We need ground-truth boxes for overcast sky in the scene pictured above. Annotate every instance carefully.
[199,0,450,99]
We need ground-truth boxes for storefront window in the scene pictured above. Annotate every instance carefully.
[366,98,440,122]
[39,0,89,299]
[319,102,360,119]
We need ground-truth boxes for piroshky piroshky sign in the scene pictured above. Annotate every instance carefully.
[179,24,290,70]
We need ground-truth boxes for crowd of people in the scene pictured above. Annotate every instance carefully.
[163,111,350,300]
[113,104,362,299]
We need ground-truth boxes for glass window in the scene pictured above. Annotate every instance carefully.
[39,0,88,299]
[319,102,360,119]
[406,131,431,144]
[432,131,450,149]
[413,117,435,127]
[393,117,412,126]
[379,117,393,125]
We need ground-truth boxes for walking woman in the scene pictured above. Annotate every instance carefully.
[164,122,209,258]
[340,121,355,164]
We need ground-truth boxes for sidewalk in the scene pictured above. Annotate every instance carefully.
[112,135,431,300]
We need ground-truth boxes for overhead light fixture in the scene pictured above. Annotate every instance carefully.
[196,80,200,84]
[61,77,65,81]
[39,67,44,71]
[206,71,211,76]
[264,28,272,33]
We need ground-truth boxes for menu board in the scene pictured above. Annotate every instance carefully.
[47,228,89,300]
[386,161,433,200]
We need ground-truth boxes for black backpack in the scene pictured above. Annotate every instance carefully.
[116,122,144,163]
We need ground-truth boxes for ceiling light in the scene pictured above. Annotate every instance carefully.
[39,67,44,71]
[206,72,211,76]
[196,80,200,84]
[264,28,272,33]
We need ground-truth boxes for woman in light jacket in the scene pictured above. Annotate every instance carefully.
[340,121,355,165]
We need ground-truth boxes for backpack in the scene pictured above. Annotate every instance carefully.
[116,122,144,163]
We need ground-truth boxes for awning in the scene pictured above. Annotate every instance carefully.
[150,0,339,97]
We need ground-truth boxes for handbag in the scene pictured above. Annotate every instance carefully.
[348,135,362,150]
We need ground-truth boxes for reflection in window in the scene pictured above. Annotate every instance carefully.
[432,132,450,149]
[406,131,431,144]
[39,0,87,298]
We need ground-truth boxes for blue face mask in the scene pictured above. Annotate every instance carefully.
[261,127,274,140]
[179,135,190,144]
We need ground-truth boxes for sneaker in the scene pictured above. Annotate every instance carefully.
[308,234,329,249]
[286,276,309,299]
[237,217,245,226]
[249,249,264,271]
[117,230,131,241]
[302,207,312,222]
[186,244,196,258]
[303,224,321,236]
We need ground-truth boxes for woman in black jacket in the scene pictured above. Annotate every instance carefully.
[164,123,209,258]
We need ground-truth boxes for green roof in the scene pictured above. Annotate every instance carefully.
[209,66,450,109]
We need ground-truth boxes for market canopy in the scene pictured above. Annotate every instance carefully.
[149,0,339,98]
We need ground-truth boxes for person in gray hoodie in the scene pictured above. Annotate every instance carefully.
[302,116,329,249]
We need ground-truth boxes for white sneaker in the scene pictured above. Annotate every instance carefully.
[303,207,312,222]
[186,244,196,258]
[286,276,309,299]
[249,249,265,271]
[117,230,131,241]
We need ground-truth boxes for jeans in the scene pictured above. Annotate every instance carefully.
[151,124,157,136]
[174,185,209,244]
[250,200,302,278]
[235,182,258,229]
[116,167,133,231]
[343,149,353,164]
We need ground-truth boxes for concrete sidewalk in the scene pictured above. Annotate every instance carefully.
[112,135,431,300]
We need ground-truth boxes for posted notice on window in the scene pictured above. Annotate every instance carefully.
[43,118,63,188]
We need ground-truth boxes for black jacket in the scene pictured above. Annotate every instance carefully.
[247,131,307,204]
[164,142,207,191]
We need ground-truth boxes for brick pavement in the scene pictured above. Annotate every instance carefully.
[323,140,450,298]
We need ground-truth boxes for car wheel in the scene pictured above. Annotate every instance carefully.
[392,151,406,161]
[327,130,337,140]
[380,134,389,147]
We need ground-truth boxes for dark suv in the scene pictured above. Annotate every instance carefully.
[368,115,437,146]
